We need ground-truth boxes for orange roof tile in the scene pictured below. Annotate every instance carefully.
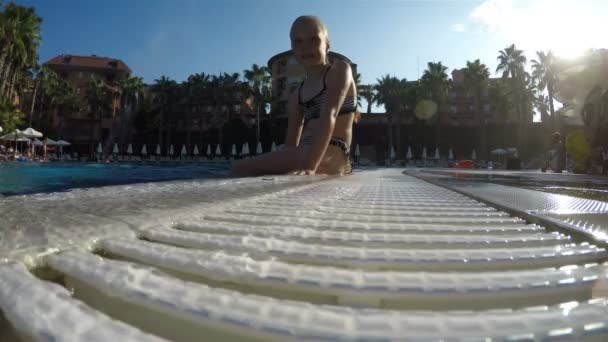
[44,54,131,73]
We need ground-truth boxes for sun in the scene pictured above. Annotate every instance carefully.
[472,0,604,60]
[519,1,604,60]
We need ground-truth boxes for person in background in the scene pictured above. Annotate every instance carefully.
[232,15,357,177]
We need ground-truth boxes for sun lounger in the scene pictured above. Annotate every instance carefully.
[0,262,163,342]
[139,226,607,271]
[44,251,608,341]
[100,237,606,310]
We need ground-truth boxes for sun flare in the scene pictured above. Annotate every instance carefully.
[471,0,604,59]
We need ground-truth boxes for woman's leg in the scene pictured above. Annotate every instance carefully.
[231,146,305,177]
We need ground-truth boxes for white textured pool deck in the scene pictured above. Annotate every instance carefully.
[1,169,608,341]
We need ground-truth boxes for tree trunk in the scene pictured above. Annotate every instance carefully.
[89,111,96,158]
[158,105,164,150]
[255,101,260,145]
[386,111,393,159]
[186,106,192,150]
[8,66,18,103]
[0,48,10,92]
[0,61,13,98]
[547,81,556,133]
[29,81,38,126]
[395,112,402,159]
[475,91,487,160]
[435,112,441,148]
[199,113,204,155]
[366,100,371,114]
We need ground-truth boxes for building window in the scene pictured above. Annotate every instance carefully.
[287,57,298,65]
[78,72,83,79]
[451,105,457,113]
[484,104,490,112]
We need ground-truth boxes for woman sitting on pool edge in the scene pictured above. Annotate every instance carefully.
[232,15,357,177]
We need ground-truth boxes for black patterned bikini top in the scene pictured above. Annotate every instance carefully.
[298,65,356,123]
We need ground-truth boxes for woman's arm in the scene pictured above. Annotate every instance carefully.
[301,60,352,171]
[284,92,304,147]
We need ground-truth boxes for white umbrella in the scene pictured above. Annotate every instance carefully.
[422,147,427,159]
[97,142,102,154]
[271,141,277,152]
[0,129,24,140]
[471,149,477,160]
[32,138,44,146]
[21,127,43,138]
[193,144,199,155]
[491,148,506,155]
[127,144,133,154]
[355,144,360,157]
[0,126,3,133]
[242,143,249,155]
[206,144,211,156]
[406,146,412,160]
[434,148,440,160]
[45,138,58,146]
[180,145,187,156]
[156,144,161,155]
[57,140,70,155]
[141,144,147,155]
[215,144,221,155]
[390,146,396,159]
[169,144,174,155]
[448,148,454,160]
[256,141,262,154]
[112,143,119,154]
[231,144,237,156]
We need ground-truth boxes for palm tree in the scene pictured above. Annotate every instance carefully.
[531,50,557,132]
[421,61,450,147]
[152,76,177,150]
[0,3,41,99]
[462,59,490,159]
[52,81,80,138]
[28,64,50,126]
[105,74,145,151]
[0,95,23,133]
[185,72,210,152]
[86,79,112,156]
[243,64,271,145]
[359,85,377,114]
[375,75,409,157]
[497,44,528,155]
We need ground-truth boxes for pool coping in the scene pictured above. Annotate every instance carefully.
[407,169,608,248]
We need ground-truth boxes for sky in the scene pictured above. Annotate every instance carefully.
[14,0,608,112]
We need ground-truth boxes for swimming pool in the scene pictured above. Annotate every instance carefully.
[0,161,231,196]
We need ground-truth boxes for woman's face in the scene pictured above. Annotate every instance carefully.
[291,21,328,66]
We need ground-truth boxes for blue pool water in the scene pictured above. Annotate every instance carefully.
[0,161,231,196]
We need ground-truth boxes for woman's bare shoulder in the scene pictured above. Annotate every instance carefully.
[326,60,353,88]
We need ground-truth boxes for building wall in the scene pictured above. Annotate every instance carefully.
[44,55,131,153]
